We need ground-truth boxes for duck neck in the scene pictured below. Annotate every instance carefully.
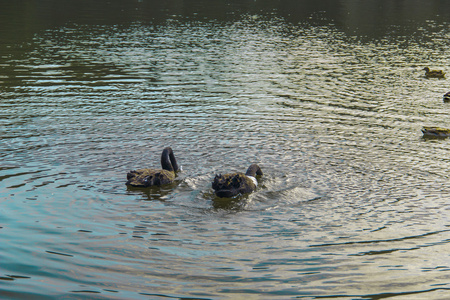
[245,164,263,177]
[161,147,179,172]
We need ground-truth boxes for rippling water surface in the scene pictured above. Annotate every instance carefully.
[1,1,450,299]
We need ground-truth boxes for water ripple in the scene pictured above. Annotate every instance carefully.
[2,10,450,300]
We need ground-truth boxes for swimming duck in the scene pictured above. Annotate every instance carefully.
[443,92,450,102]
[421,126,450,137]
[126,147,180,187]
[423,67,445,78]
[212,164,263,198]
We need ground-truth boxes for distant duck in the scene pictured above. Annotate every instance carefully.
[126,147,180,187]
[421,126,450,138]
[423,67,445,78]
[444,92,450,102]
[212,164,263,198]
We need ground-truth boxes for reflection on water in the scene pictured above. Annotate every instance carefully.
[1,0,450,299]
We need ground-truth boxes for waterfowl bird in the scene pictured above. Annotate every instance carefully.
[126,147,179,187]
[423,67,445,78]
[444,92,450,102]
[212,164,263,198]
[421,126,450,138]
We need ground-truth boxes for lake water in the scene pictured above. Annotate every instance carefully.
[1,1,450,299]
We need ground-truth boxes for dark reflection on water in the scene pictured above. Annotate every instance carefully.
[1,0,450,299]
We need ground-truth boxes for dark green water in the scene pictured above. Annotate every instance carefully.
[1,1,450,299]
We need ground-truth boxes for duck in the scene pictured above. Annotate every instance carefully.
[126,147,180,187]
[443,92,450,102]
[212,164,263,198]
[423,67,445,78]
[421,126,450,138]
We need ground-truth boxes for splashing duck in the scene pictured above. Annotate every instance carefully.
[421,127,450,138]
[212,164,263,198]
[126,147,180,187]
[423,67,445,78]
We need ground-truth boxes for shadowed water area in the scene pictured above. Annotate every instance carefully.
[1,0,450,299]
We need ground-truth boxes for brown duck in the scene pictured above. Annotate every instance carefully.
[423,67,445,78]
[212,164,263,198]
[126,147,180,187]
[421,126,450,138]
